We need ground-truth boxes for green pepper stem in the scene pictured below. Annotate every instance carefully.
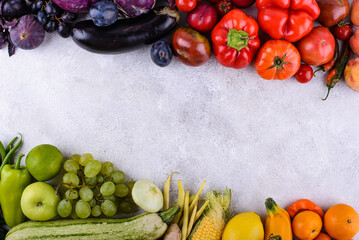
[0,134,22,177]
[15,154,24,170]
[226,29,253,52]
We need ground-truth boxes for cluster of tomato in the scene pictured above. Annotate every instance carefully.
[170,0,356,88]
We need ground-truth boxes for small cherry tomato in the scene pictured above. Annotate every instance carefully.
[295,64,314,83]
[333,22,352,41]
[215,0,233,17]
[176,0,197,12]
[187,2,218,32]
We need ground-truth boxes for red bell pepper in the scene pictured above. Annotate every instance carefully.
[211,9,260,69]
[256,0,320,42]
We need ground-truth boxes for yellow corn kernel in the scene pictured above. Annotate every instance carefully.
[190,216,225,240]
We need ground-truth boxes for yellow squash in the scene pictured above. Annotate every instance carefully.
[264,198,292,240]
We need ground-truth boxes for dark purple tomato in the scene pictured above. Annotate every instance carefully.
[10,15,45,50]
[171,27,211,67]
[150,40,172,67]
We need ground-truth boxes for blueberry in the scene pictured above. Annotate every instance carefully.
[90,0,119,27]
[150,40,173,67]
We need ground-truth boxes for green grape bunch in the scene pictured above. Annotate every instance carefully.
[56,153,138,219]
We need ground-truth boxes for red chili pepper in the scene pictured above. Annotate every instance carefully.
[322,40,351,101]
[211,9,260,69]
[287,199,324,219]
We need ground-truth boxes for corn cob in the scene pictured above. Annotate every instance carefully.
[187,189,231,240]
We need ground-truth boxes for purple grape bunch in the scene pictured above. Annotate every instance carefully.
[30,0,78,38]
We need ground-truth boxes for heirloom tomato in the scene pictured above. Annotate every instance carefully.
[317,0,350,27]
[172,27,211,67]
[297,27,336,66]
[254,40,301,80]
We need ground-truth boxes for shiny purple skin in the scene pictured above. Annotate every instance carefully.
[115,0,156,18]
[52,0,99,13]
[10,15,45,50]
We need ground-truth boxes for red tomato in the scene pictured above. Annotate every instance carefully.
[231,0,255,8]
[295,64,314,83]
[176,0,197,12]
[187,2,218,32]
[333,22,352,41]
[215,0,233,17]
[297,26,336,66]
[254,40,301,80]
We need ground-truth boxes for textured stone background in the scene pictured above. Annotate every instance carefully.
[1,2,359,219]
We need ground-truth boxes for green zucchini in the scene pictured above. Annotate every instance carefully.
[6,206,180,240]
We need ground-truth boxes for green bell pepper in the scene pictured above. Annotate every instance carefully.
[0,154,32,227]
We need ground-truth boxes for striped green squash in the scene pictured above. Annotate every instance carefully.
[6,206,180,240]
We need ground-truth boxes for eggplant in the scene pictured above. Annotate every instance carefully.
[71,7,179,54]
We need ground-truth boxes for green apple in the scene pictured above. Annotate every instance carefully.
[21,182,60,221]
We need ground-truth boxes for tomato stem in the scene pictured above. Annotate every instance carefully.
[267,54,289,77]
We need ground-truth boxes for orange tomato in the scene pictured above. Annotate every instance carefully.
[324,204,359,240]
[254,40,301,80]
[292,211,322,240]
[314,233,331,240]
